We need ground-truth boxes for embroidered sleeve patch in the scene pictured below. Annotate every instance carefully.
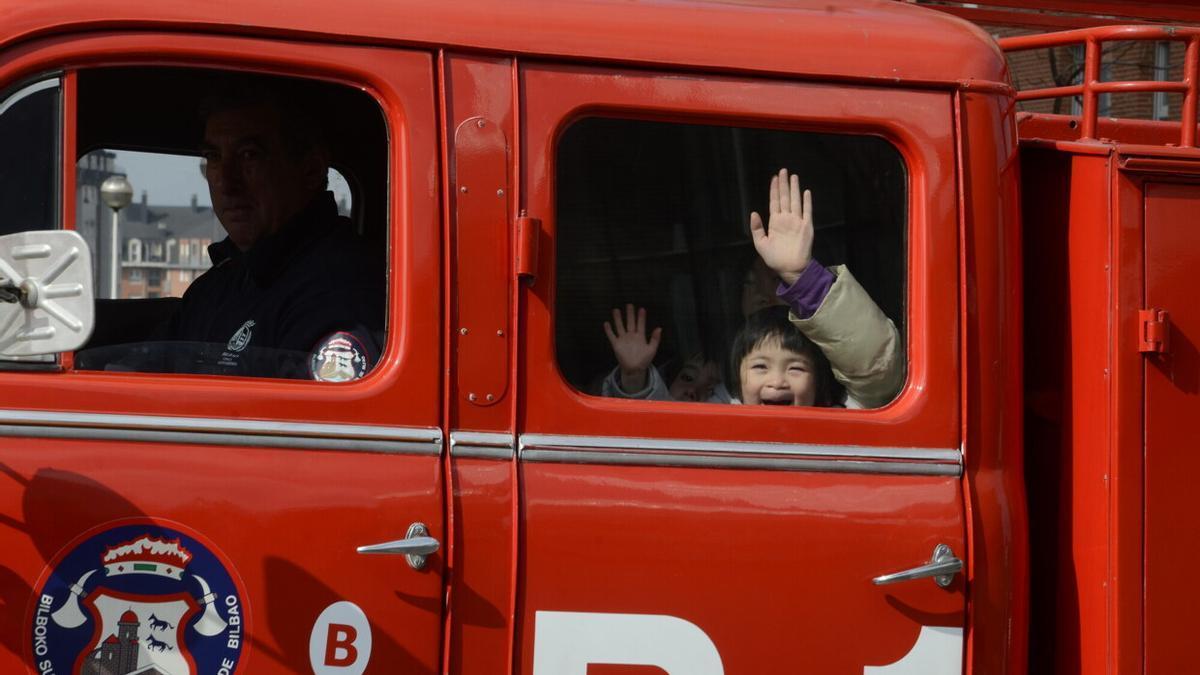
[309,332,371,382]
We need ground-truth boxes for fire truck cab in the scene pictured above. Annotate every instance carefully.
[3,0,1191,674]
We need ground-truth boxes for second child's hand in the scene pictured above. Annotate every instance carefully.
[750,168,813,287]
[603,304,662,393]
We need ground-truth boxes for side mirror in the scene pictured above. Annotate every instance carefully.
[0,230,94,357]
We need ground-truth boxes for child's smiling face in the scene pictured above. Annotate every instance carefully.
[738,336,817,406]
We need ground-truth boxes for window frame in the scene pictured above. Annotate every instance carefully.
[520,63,960,450]
[551,114,910,408]
[0,74,65,370]
[0,32,440,428]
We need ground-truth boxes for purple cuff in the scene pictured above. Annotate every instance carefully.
[776,260,834,319]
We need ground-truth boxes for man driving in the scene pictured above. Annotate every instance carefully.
[155,79,384,381]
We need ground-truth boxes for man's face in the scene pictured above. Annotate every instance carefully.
[201,103,316,250]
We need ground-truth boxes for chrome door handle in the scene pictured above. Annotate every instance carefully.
[872,544,963,588]
[357,522,439,570]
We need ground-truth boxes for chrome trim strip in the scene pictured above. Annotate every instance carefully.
[0,410,442,455]
[519,434,961,477]
[0,409,440,441]
[0,78,59,118]
[450,431,515,459]
[521,433,960,462]
[520,449,961,476]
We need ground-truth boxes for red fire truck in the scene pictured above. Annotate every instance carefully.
[0,0,1195,673]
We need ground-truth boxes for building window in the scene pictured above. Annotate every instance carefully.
[130,269,143,281]
[1068,44,1109,117]
[1154,41,1171,121]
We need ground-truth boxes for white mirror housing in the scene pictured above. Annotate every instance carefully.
[0,230,95,357]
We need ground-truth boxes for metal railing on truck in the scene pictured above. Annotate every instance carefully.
[1000,25,1200,147]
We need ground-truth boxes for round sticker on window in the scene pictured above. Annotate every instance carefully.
[310,332,370,383]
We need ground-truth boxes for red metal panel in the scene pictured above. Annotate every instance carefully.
[1,441,445,674]
[441,53,518,675]
[1111,164,1148,675]
[929,5,1142,29]
[928,0,1200,24]
[1143,181,1200,675]
[445,456,515,675]
[60,70,78,372]
[1021,149,1116,675]
[516,464,966,674]
[453,117,510,408]
[957,90,1027,675]
[0,0,1008,90]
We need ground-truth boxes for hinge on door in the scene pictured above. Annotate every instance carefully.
[516,211,540,283]
[1138,308,1170,354]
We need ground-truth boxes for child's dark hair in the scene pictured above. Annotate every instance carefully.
[729,305,839,406]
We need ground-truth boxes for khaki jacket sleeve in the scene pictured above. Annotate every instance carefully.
[789,265,905,408]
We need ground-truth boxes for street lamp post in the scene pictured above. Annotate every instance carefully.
[99,175,133,299]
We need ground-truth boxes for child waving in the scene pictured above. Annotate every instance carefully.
[749,168,904,408]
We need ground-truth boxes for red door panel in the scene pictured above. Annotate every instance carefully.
[0,34,444,675]
[1144,181,1200,675]
[518,462,964,674]
[515,63,964,674]
[4,438,443,674]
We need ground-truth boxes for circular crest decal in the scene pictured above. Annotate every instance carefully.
[28,519,248,675]
[310,332,370,383]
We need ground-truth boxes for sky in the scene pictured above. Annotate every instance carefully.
[110,150,353,209]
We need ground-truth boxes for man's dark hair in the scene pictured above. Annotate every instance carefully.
[728,305,839,406]
[197,75,330,185]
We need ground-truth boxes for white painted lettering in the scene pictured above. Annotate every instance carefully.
[532,611,724,675]
[863,626,963,675]
[34,594,54,656]
[223,594,242,650]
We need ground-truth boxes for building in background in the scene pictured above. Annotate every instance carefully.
[118,194,221,299]
[913,0,1189,121]
[76,150,221,299]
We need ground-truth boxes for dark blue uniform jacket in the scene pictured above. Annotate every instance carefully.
[159,191,384,379]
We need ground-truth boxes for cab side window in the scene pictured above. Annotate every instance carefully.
[0,78,60,236]
[72,68,387,382]
[555,118,907,408]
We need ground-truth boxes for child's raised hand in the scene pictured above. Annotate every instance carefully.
[603,304,662,392]
[749,168,813,286]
